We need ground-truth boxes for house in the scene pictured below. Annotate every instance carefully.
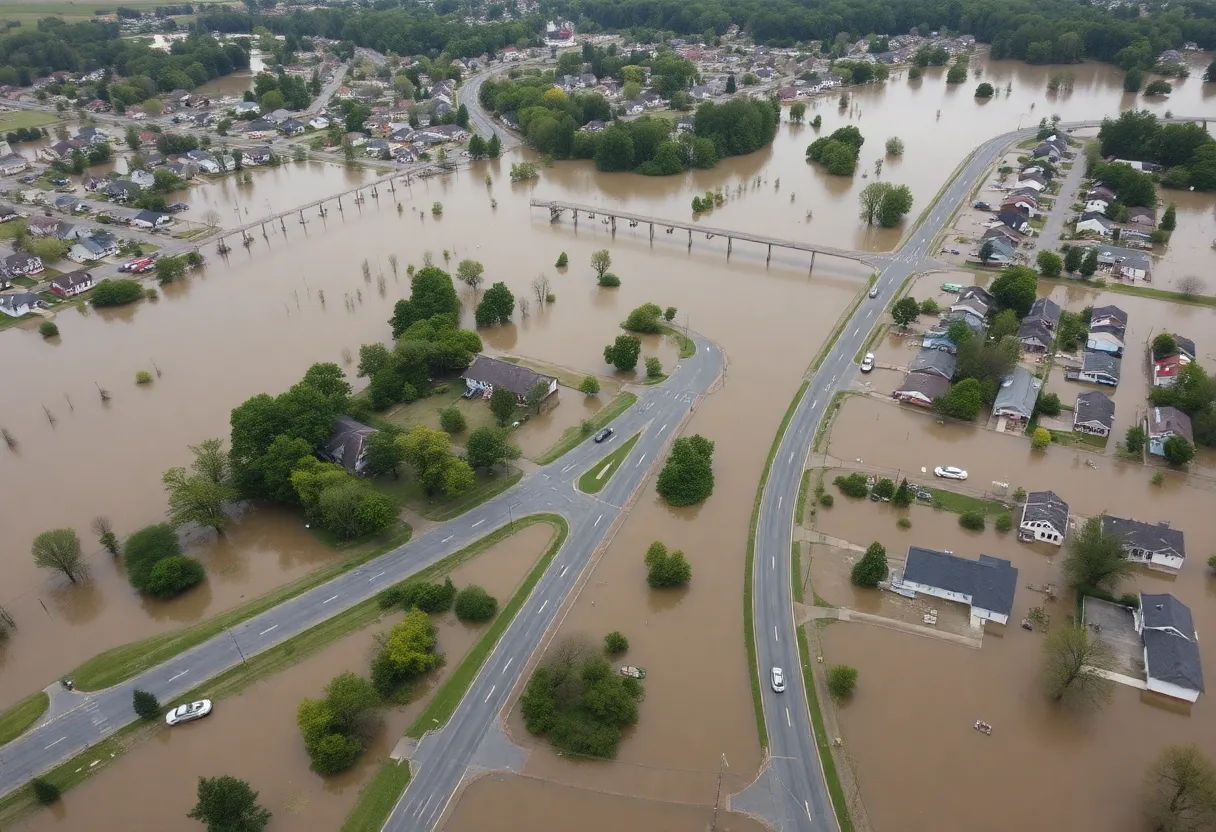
[1147,406,1193,456]
[943,308,987,336]
[1125,206,1155,226]
[950,285,992,319]
[891,371,950,407]
[165,160,197,180]
[921,330,961,354]
[0,153,30,175]
[1017,319,1054,353]
[128,169,156,188]
[979,236,1018,265]
[186,150,224,174]
[48,270,94,297]
[897,547,1018,626]
[1153,354,1187,388]
[462,355,557,403]
[68,238,108,262]
[278,118,305,137]
[1136,594,1203,703]
[105,180,142,202]
[242,146,272,165]
[581,120,607,134]
[997,210,1031,234]
[981,225,1021,246]
[1078,351,1121,386]
[1019,490,1069,545]
[1031,143,1061,162]
[1073,391,1115,437]
[76,126,108,146]
[25,215,61,237]
[1101,515,1186,572]
[0,204,18,223]
[992,368,1041,425]
[131,210,172,229]
[308,116,331,130]
[191,112,215,128]
[320,416,378,475]
[1084,198,1110,215]
[2,252,43,276]
[1076,213,1113,237]
[1090,305,1128,329]
[419,124,468,142]
[1086,323,1126,357]
[1087,185,1116,203]
[244,119,275,138]
[908,348,956,380]
[0,291,43,316]
[232,101,260,117]
[1173,335,1196,362]
[1000,197,1038,217]
[342,132,367,148]
[1019,171,1049,188]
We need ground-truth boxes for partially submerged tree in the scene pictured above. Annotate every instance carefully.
[187,775,272,832]
[851,542,889,587]
[1143,745,1216,832]
[31,528,86,583]
[92,515,120,555]
[1062,516,1135,595]
[1039,624,1116,710]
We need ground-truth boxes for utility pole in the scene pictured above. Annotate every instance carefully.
[711,752,729,830]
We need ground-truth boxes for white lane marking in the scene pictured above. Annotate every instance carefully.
[370,571,385,581]
[416,795,435,819]
[771,556,775,569]
[595,514,603,527]
[778,496,782,509]
[658,423,667,434]
[259,625,278,636]
[471,518,485,527]
[442,535,454,543]
[323,594,339,604]
[502,658,513,674]
[788,451,794,463]
[805,801,811,818]
[811,399,818,409]
[485,684,496,703]
[167,670,189,683]
[45,737,66,749]
[786,708,791,727]
[635,453,646,468]
[561,463,576,473]
[867,308,875,317]
[852,327,858,336]
[538,600,549,614]
[774,626,779,642]
[560,565,569,578]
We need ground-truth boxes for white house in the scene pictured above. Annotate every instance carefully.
[0,153,30,176]
[1019,490,1069,545]
[2,252,43,277]
[1136,593,1203,702]
[68,239,108,262]
[1073,390,1114,437]
[461,355,557,404]
[895,547,1018,626]
[49,270,94,297]
[308,116,331,130]
[1102,515,1186,572]
[1076,215,1113,237]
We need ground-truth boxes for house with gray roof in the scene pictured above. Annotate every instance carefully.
[891,370,950,407]
[1019,490,1068,545]
[897,547,1018,625]
[1172,335,1196,362]
[320,416,377,475]
[992,368,1041,425]
[1078,351,1121,386]
[462,355,557,403]
[1073,391,1114,437]
[1137,593,1203,702]
[1017,318,1053,353]
[908,348,956,380]
[1025,297,1060,331]
[950,285,992,319]
[1102,515,1186,572]
[1147,406,1193,456]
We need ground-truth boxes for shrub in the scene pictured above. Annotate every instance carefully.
[656,435,714,507]
[994,513,1014,533]
[1151,472,1165,486]
[645,356,663,378]
[546,293,556,303]
[144,288,158,300]
[133,689,160,720]
[851,542,888,587]
[431,201,443,215]
[556,252,568,267]
[142,555,205,598]
[579,376,600,396]
[598,273,621,287]
[818,492,834,508]
[604,631,629,654]
[959,511,986,531]
[918,298,939,315]
[38,321,59,338]
[438,406,466,434]
[136,370,153,384]
[91,278,144,307]
[871,478,895,500]
[827,665,858,698]
[644,541,692,587]
[31,779,60,806]
[454,585,498,622]
[124,523,182,593]
[393,577,457,613]
[1012,487,1027,502]
[834,473,869,498]
[896,516,911,529]
[622,302,663,334]
[1031,427,1052,451]
[1035,393,1061,417]
[1119,593,1141,609]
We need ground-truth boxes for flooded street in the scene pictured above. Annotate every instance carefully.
[12,523,555,832]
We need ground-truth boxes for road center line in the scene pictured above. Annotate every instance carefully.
[369,571,386,581]
[852,327,858,336]
[167,670,189,683]
[635,453,646,468]
[485,684,496,703]
[323,594,339,604]
[788,451,793,463]
[771,556,774,569]
[259,625,278,636]
[442,535,454,543]
[594,514,602,527]
[560,565,569,578]
[538,600,549,614]
[811,399,817,409]
[778,496,782,509]
[658,423,667,435]
[45,737,65,750]
[774,626,779,642]
[471,519,485,527]
[502,658,513,674]
[786,708,791,727]
[805,801,811,818]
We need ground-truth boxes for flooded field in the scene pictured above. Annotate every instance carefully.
[12,522,555,832]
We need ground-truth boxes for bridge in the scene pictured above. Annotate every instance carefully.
[529,198,883,270]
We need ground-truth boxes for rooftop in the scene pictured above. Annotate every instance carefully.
[1021,491,1068,530]
[1075,390,1115,426]
[903,547,1018,618]
[1144,629,1204,693]
[1102,515,1186,558]
[992,368,1041,420]
[462,355,555,397]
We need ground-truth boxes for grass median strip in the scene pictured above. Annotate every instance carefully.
[341,760,412,832]
[658,325,696,358]
[577,433,641,494]
[534,392,637,465]
[68,527,414,691]
[796,626,855,832]
[0,692,49,748]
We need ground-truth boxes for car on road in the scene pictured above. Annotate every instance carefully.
[166,699,212,726]
[771,667,785,693]
[860,353,875,373]
[594,428,614,443]
[950,249,961,255]
[868,285,879,298]
[934,466,968,481]
[49,178,69,186]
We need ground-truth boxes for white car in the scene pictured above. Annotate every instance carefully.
[934,466,968,481]
[771,667,785,693]
[860,353,875,373]
[166,699,212,726]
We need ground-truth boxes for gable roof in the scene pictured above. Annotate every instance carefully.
[903,547,1018,617]
[992,368,1041,419]
[49,270,93,292]
[461,355,555,397]
[1141,593,1195,636]
[0,291,39,312]
[1026,297,1060,328]
[1075,390,1114,427]
[1090,305,1128,326]
[1102,515,1185,558]
[894,371,949,400]
[1021,491,1068,531]
[1144,630,1204,693]
[1173,335,1196,361]
[1148,406,1193,443]
[1083,351,1121,379]
[998,210,1028,229]
[1016,319,1053,347]
[909,348,956,379]
[322,416,377,474]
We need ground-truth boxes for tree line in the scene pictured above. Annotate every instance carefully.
[1098,110,1216,192]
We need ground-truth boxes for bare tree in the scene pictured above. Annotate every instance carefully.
[1177,276,1205,298]
[545,634,595,671]
[91,515,120,555]
[388,253,399,277]
[0,605,15,640]
[201,209,222,230]
[531,273,551,304]
[518,297,530,319]
[31,528,87,583]
[1039,624,1115,710]
[361,259,371,282]
[1144,745,1216,832]
[1,427,15,450]
[422,250,434,267]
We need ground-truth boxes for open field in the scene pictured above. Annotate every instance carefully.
[0,0,195,27]
[0,110,58,132]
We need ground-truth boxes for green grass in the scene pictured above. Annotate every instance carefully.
[404,514,567,739]
[796,470,812,527]
[791,541,804,604]
[743,379,809,750]
[0,219,25,240]
[796,625,855,832]
[0,110,58,131]
[341,760,412,832]
[1,0,174,27]
[813,391,851,453]
[68,527,412,690]
[371,468,523,523]
[0,692,49,747]
[0,312,40,332]
[577,432,641,494]
[658,324,696,358]
[11,277,37,288]
[926,486,1008,516]
[1043,276,1216,309]
[533,391,637,465]
[1047,429,1108,450]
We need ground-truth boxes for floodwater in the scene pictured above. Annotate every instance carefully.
[13,522,555,832]
[817,392,1216,832]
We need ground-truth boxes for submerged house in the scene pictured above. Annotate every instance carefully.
[1073,391,1114,437]
[461,355,557,404]
[1019,490,1069,545]
[896,547,1018,626]
[1101,515,1186,572]
[320,416,378,475]
[991,368,1041,426]
[1137,593,1203,703]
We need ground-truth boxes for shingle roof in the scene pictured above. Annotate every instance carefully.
[1082,351,1121,380]
[1141,593,1195,636]
[1102,515,1186,559]
[322,416,377,474]
[1143,629,1204,693]
[462,355,555,397]
[1027,297,1061,328]
[1074,391,1114,428]
[1017,319,1052,347]
[1149,406,1193,443]
[1090,305,1128,326]
[992,368,1041,420]
[1021,491,1068,531]
[909,348,956,379]
[903,547,1018,617]
[894,371,950,400]
[1173,335,1196,361]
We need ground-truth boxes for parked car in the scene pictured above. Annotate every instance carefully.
[167,202,189,213]
[461,387,477,399]
[594,428,614,443]
[165,699,212,726]
[49,177,69,186]
[771,667,785,693]
[933,466,968,481]
[860,353,874,373]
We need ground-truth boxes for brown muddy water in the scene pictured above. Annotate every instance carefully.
[818,393,1216,832]
[13,523,554,832]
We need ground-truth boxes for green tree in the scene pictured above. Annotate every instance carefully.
[644,541,693,588]
[990,265,1038,316]
[1037,250,1063,277]
[663,306,677,322]
[579,376,601,396]
[92,279,144,306]
[590,249,612,280]
[891,296,920,327]
[1040,625,1115,709]
[163,438,238,534]
[370,608,442,696]
[390,266,461,338]
[1142,745,1216,832]
[604,334,642,372]
[398,425,462,493]
[455,259,484,293]
[892,477,912,507]
[454,585,497,621]
[656,435,714,507]
[1079,247,1098,277]
[645,356,663,379]
[133,689,160,720]
[850,542,888,587]
[604,631,629,654]
[622,302,663,333]
[959,510,986,530]
[975,82,994,98]
[438,406,466,434]
[1126,425,1147,453]
[466,426,519,469]
[187,775,272,832]
[31,528,85,583]
[789,101,806,123]
[1063,245,1083,273]
[1031,427,1052,450]
[1161,203,1177,232]
[1145,79,1172,96]
[1036,392,1062,416]
[1123,68,1144,92]
[556,252,569,268]
[725,73,736,93]
[935,379,984,421]
[92,516,120,555]
[487,133,501,158]
[978,239,995,265]
[1152,333,1178,360]
[1062,516,1135,594]
[827,665,858,698]
[1164,435,1195,465]
[524,380,551,413]
[475,281,515,327]
[989,308,1020,341]
[364,430,406,478]
[872,478,896,500]
[124,523,182,592]
[155,255,188,284]
[31,779,60,806]
[489,388,517,426]
[143,555,205,598]
[946,65,967,83]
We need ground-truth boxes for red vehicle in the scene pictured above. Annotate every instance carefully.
[133,259,156,274]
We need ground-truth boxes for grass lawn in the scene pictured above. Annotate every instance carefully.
[0,692,49,747]
[500,355,617,396]
[0,220,26,240]
[796,625,855,832]
[379,381,499,437]
[0,312,39,333]
[1048,429,1108,450]
[533,391,637,465]
[577,432,641,493]
[657,324,696,358]
[341,761,412,832]
[926,486,1009,515]
[11,277,37,288]
[370,466,523,523]
[0,110,57,132]
[1,0,170,27]
[68,526,412,690]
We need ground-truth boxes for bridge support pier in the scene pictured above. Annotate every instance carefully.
[727,237,733,257]
[809,251,816,273]
[687,228,692,249]
[261,222,267,239]
[338,195,343,212]
[610,215,616,232]
[573,210,578,227]
[649,223,654,241]
[767,244,772,264]
[280,217,286,232]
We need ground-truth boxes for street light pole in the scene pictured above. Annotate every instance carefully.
[228,629,246,664]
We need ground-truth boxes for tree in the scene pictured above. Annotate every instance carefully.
[892,478,912,507]
[92,279,144,306]
[31,779,60,806]
[1031,427,1052,450]
[1124,68,1145,92]
[189,775,269,831]
[990,266,1038,316]
[1063,516,1136,594]
[1143,745,1216,832]
[644,541,693,587]
[656,435,714,507]
[977,239,995,265]
[725,73,736,93]
[1161,203,1177,232]
[622,302,663,333]
[1145,80,1172,96]
[1063,245,1083,273]
[31,528,85,583]
[1164,435,1195,465]
[397,426,470,498]
[850,542,888,587]
[1153,333,1178,360]
[154,254,187,284]
[475,281,514,327]
[604,632,629,654]
[439,407,466,434]
[487,133,501,158]
[580,377,601,396]
[556,252,569,268]
[1177,276,1205,298]
[466,426,519,470]
[1040,625,1115,709]
[946,65,968,84]
[468,134,487,158]
[323,672,380,735]
[390,266,461,338]
[530,273,552,305]
[603,334,642,372]
[827,665,858,698]
[664,306,677,322]
[143,555,205,598]
[1036,392,1062,416]
[935,379,984,421]
[92,515,119,555]
[645,357,663,379]
[975,82,994,98]
[454,585,498,621]
[364,430,406,478]
[1079,247,1098,277]
[371,608,442,696]
[989,308,1020,341]
[1037,250,1063,277]
[885,136,904,156]
[789,101,806,123]
[133,689,160,720]
[891,297,920,327]
[1126,425,1147,453]
[163,460,237,535]
[489,388,517,426]
[590,250,612,281]
[456,259,484,293]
